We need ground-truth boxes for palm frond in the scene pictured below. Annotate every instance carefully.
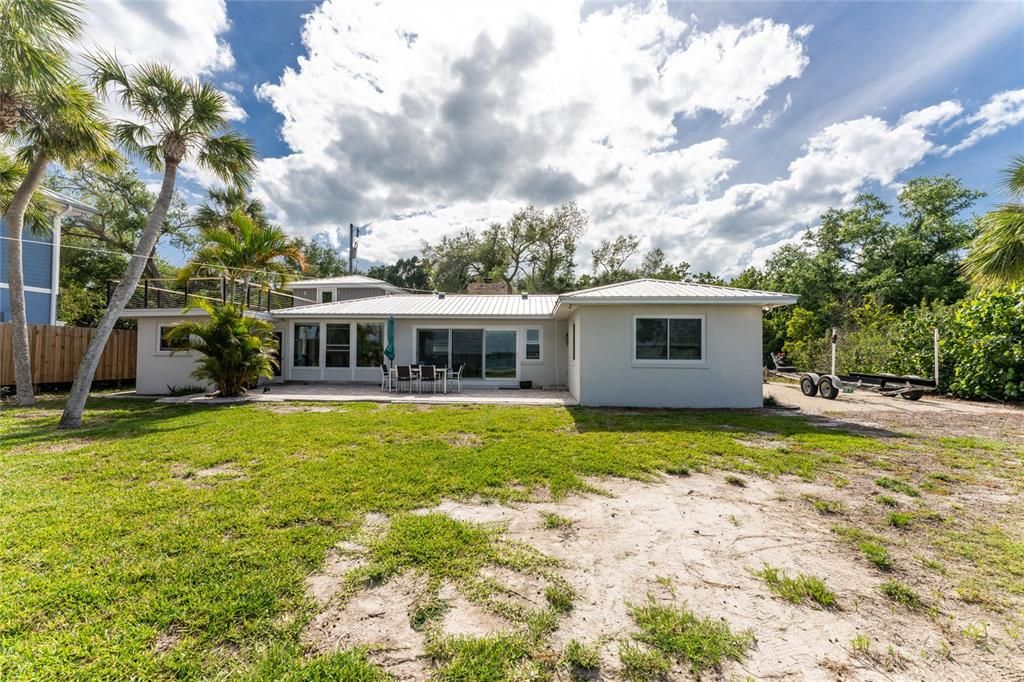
[1002,154,1024,198]
[963,205,1024,287]
[196,132,258,190]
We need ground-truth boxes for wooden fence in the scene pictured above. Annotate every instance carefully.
[0,324,136,386]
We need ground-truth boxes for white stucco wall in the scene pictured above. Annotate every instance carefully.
[279,317,568,388]
[133,314,285,395]
[574,304,764,408]
[567,311,581,400]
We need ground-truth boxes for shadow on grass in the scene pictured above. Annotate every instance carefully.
[566,406,908,440]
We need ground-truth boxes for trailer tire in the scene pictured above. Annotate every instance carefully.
[818,376,840,400]
[800,375,818,397]
[900,390,924,401]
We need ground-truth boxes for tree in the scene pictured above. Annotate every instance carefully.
[638,248,692,281]
[964,155,1024,287]
[591,234,640,281]
[179,210,306,295]
[4,86,115,403]
[165,300,278,397]
[194,184,267,233]
[422,228,484,292]
[367,256,430,290]
[50,166,193,281]
[60,57,257,428]
[299,237,348,278]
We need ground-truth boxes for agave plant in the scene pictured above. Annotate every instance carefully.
[164,299,278,398]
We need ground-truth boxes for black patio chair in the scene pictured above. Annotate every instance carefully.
[419,365,439,394]
[396,365,414,392]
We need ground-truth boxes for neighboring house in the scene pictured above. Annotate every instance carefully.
[1,188,97,325]
[286,274,405,305]
[123,275,797,407]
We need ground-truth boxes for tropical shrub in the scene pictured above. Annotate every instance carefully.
[944,288,1024,401]
[165,301,278,397]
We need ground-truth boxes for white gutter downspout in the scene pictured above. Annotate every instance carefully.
[50,206,73,325]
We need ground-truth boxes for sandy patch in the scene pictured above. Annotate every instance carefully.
[153,626,181,654]
[21,438,93,455]
[441,432,484,448]
[260,405,341,414]
[171,462,247,487]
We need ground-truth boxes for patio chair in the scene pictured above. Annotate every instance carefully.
[419,365,439,394]
[396,365,414,392]
[379,363,391,392]
[452,364,465,393]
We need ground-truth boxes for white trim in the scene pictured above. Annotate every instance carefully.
[630,314,707,368]
[50,208,69,324]
[523,327,543,363]
[0,283,52,294]
[156,324,191,356]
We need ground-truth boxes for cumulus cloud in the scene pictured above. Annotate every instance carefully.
[80,0,234,77]
[255,0,811,268]
[947,88,1024,155]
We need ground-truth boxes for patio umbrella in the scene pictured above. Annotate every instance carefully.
[384,317,396,364]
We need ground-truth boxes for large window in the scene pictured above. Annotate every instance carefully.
[356,322,384,367]
[525,328,541,361]
[293,323,320,367]
[451,329,483,378]
[325,323,350,367]
[634,316,703,363]
[416,328,517,379]
[417,328,449,367]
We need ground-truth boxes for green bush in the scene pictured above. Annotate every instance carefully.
[945,287,1024,401]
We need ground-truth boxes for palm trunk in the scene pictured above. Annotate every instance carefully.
[59,161,179,428]
[4,152,50,406]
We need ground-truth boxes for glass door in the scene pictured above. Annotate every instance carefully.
[483,330,516,379]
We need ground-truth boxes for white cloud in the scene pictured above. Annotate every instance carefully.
[255,0,810,267]
[947,88,1024,155]
[80,0,234,77]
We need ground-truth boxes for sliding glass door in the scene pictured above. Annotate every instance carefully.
[415,328,516,380]
[483,330,516,379]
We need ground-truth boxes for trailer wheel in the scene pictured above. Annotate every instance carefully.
[818,377,840,400]
[900,390,924,401]
[800,376,817,397]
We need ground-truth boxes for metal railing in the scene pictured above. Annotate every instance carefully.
[109,277,315,312]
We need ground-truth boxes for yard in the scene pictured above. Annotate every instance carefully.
[1,395,1022,680]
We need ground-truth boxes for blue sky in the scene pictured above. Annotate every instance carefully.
[82,0,1024,274]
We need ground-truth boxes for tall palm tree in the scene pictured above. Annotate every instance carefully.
[964,155,1024,287]
[60,56,256,428]
[179,209,306,298]
[4,80,115,406]
[0,0,81,134]
[194,185,267,234]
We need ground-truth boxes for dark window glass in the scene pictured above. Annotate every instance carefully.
[635,318,667,360]
[484,330,516,379]
[321,290,333,303]
[525,328,541,360]
[356,322,383,367]
[294,323,320,367]
[326,323,350,367]
[669,318,702,360]
[416,328,449,367]
[572,324,576,361]
[452,329,483,378]
[159,326,189,352]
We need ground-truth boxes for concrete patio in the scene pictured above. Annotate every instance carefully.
[155,382,577,406]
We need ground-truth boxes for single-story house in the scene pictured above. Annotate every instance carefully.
[122,276,797,408]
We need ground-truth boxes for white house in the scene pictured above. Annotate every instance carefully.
[122,276,797,408]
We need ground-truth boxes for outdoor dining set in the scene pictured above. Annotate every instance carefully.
[380,363,466,394]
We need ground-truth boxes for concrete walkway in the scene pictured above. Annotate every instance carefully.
[156,382,577,406]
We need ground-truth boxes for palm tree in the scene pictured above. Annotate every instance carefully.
[964,155,1024,287]
[0,0,81,134]
[60,56,257,428]
[4,80,115,406]
[165,299,278,397]
[194,185,267,234]
[179,210,306,299]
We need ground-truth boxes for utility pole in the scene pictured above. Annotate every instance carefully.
[348,223,359,273]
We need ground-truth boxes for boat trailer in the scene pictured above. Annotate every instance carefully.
[766,329,940,401]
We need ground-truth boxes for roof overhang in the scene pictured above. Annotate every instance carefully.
[555,296,799,310]
[39,188,97,218]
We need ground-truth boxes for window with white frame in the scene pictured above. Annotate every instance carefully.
[356,322,384,367]
[321,290,333,303]
[293,323,320,367]
[325,323,350,367]
[633,316,703,363]
[525,328,541,361]
[158,325,189,352]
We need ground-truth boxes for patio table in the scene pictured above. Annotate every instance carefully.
[388,366,447,393]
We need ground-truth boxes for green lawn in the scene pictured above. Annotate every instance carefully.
[0,397,922,679]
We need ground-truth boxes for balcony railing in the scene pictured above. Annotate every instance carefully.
[110,277,315,312]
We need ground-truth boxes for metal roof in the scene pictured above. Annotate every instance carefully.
[283,275,403,290]
[274,293,560,318]
[39,187,97,216]
[559,278,797,306]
